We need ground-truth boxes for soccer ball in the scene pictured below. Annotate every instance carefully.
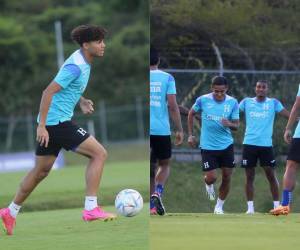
[115,189,143,217]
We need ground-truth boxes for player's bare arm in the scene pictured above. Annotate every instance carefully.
[187,108,197,148]
[37,81,62,148]
[179,105,200,121]
[284,97,300,144]
[80,96,94,114]
[167,94,184,146]
[279,108,290,119]
[221,118,239,131]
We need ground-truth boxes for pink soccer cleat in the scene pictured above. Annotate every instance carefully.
[82,206,117,222]
[0,208,16,235]
[150,207,158,215]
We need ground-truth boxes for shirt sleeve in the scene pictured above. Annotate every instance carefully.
[274,99,284,113]
[167,74,176,95]
[231,100,240,120]
[192,97,202,112]
[239,98,246,112]
[53,64,81,89]
[297,84,300,96]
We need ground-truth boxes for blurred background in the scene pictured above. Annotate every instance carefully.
[151,0,300,212]
[0,0,149,211]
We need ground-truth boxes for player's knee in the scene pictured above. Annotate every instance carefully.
[93,146,108,162]
[222,173,232,183]
[205,175,217,184]
[158,159,169,168]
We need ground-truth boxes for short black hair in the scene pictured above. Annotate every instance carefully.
[256,80,268,85]
[150,46,159,66]
[71,24,107,47]
[211,76,228,86]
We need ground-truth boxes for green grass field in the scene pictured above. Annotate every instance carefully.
[0,159,149,249]
[164,161,300,213]
[150,213,300,250]
[0,205,149,250]
[0,160,148,211]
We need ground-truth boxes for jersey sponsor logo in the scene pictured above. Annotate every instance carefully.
[249,111,268,118]
[77,127,87,136]
[205,114,223,121]
[150,82,162,93]
[150,100,161,107]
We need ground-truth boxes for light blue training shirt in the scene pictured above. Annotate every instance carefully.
[239,97,284,146]
[293,85,300,138]
[192,93,239,150]
[38,49,91,125]
[150,69,176,135]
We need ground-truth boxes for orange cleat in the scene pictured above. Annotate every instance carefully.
[269,205,290,216]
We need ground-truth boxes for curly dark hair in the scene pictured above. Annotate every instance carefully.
[71,24,107,47]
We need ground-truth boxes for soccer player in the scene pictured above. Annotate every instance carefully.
[0,25,116,235]
[270,84,300,216]
[239,80,289,214]
[150,47,184,216]
[188,76,239,214]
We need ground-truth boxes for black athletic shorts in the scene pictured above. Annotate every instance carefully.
[287,138,300,163]
[150,135,171,160]
[36,121,90,157]
[241,144,276,168]
[201,144,235,172]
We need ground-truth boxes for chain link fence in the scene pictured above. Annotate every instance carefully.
[0,97,149,153]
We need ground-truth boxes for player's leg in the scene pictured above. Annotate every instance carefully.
[150,135,171,216]
[260,146,279,208]
[245,168,255,213]
[74,135,115,221]
[214,145,235,214]
[151,158,170,215]
[241,144,258,214]
[0,155,57,235]
[150,150,157,195]
[58,121,114,221]
[204,169,217,201]
[201,149,217,201]
[150,143,157,215]
[262,166,279,207]
[219,167,233,200]
[150,149,158,215]
[270,139,300,215]
[14,156,57,205]
[75,136,107,196]
[270,160,298,215]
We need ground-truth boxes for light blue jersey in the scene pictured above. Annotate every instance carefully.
[293,85,300,138]
[192,93,239,150]
[38,49,91,125]
[239,97,284,146]
[150,69,176,135]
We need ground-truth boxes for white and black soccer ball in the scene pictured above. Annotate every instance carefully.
[115,189,143,217]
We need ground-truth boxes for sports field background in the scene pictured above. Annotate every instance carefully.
[163,161,300,213]
[0,143,149,250]
[150,213,300,250]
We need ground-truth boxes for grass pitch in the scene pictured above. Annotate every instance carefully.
[0,160,148,211]
[0,205,149,250]
[150,213,300,250]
